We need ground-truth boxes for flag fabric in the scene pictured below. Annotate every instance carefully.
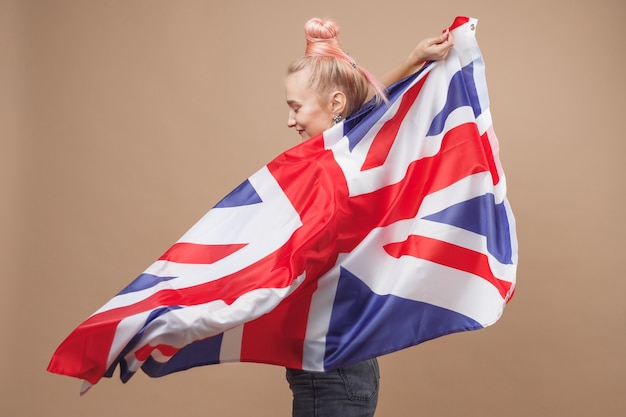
[48,16,517,393]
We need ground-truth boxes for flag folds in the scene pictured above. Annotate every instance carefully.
[48,16,517,393]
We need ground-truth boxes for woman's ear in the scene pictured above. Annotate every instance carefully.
[330,91,347,116]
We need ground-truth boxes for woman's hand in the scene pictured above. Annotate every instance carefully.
[408,30,455,68]
[381,30,455,87]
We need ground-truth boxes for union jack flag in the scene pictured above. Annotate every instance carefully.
[48,16,517,394]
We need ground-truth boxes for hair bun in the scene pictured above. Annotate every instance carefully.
[304,17,341,50]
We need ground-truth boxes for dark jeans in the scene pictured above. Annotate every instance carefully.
[286,358,379,417]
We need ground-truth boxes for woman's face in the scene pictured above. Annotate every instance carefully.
[285,69,334,141]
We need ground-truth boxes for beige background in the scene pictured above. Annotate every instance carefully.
[2,0,624,416]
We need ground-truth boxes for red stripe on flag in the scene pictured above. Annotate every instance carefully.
[159,242,247,264]
[47,320,120,384]
[360,74,429,171]
[240,281,317,369]
[449,16,470,32]
[383,235,512,298]
[481,130,500,186]
[135,343,179,361]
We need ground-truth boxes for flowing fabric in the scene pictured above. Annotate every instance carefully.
[48,16,517,394]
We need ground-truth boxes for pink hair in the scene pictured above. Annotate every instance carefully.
[288,18,388,118]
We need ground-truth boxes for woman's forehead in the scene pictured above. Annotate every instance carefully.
[285,70,316,100]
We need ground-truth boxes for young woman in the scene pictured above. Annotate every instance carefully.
[283,17,454,417]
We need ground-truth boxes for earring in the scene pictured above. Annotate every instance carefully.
[333,114,343,124]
